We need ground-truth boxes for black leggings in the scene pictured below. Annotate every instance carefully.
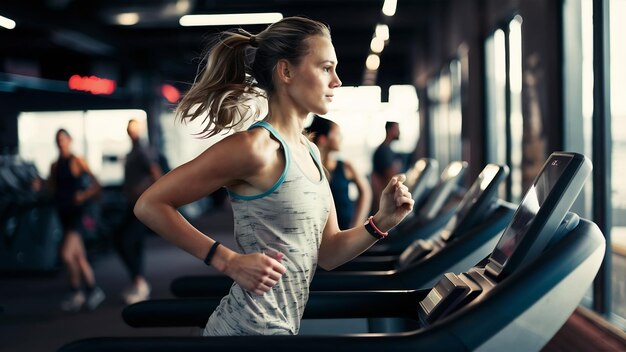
[112,204,148,280]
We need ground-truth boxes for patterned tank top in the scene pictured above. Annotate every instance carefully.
[203,120,332,335]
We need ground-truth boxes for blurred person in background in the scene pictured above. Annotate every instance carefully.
[113,119,163,304]
[370,121,402,214]
[48,128,105,312]
[306,115,371,229]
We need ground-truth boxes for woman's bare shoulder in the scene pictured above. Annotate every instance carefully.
[205,127,282,171]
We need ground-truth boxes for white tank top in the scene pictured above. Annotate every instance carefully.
[204,120,331,335]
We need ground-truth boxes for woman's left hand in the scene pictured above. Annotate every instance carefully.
[374,174,414,232]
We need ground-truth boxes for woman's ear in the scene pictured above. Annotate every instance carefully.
[276,59,292,83]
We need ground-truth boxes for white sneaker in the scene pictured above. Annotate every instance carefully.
[85,286,106,311]
[124,281,150,305]
[61,291,85,312]
[120,285,134,300]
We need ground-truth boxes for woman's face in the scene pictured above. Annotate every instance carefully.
[56,132,72,154]
[286,35,342,115]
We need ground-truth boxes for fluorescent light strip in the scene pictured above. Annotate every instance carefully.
[0,14,16,29]
[180,13,283,27]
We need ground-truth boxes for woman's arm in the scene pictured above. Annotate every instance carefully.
[74,157,101,204]
[343,161,372,228]
[318,174,414,270]
[134,131,286,295]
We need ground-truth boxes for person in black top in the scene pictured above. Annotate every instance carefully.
[114,119,162,304]
[48,128,105,312]
[371,121,402,214]
[306,115,371,229]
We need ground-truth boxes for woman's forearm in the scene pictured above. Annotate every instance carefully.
[318,213,392,270]
[134,196,214,261]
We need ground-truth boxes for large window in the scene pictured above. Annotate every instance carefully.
[484,16,524,203]
[18,109,147,186]
[564,0,626,326]
[485,29,508,168]
[508,16,523,202]
[428,59,463,169]
[610,0,626,325]
[563,0,595,308]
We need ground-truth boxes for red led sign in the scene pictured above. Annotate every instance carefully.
[68,74,116,95]
[161,83,181,103]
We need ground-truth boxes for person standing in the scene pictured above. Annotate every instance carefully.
[134,16,414,336]
[49,128,105,312]
[114,119,162,304]
[306,115,371,229]
[371,121,402,214]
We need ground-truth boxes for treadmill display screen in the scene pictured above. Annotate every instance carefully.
[489,155,572,267]
[406,159,427,192]
[440,164,504,241]
[455,164,500,222]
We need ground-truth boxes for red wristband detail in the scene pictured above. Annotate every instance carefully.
[368,216,388,238]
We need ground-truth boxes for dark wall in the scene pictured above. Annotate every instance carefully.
[414,0,488,184]
[412,0,563,191]
[0,97,19,152]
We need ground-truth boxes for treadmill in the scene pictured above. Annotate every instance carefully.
[401,158,439,219]
[367,160,468,255]
[331,163,510,272]
[59,152,603,352]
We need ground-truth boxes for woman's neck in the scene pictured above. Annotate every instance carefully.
[265,96,309,146]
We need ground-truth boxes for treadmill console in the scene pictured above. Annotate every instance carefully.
[404,158,439,219]
[485,152,591,280]
[396,163,508,268]
[397,239,435,267]
[440,163,509,242]
[418,272,482,326]
[417,152,592,326]
[417,161,468,221]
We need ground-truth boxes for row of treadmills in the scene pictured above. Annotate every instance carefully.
[58,151,605,352]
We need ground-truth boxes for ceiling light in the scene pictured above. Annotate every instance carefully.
[180,13,283,27]
[0,14,16,29]
[116,13,140,26]
[176,0,191,13]
[366,54,380,71]
[375,24,389,41]
[382,0,397,16]
[370,37,384,53]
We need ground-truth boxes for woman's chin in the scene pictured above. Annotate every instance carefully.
[312,106,329,116]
